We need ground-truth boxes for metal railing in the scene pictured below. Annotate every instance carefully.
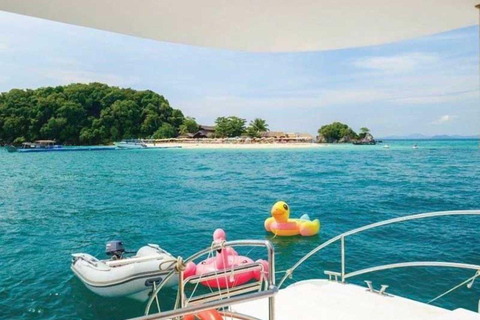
[279,210,480,288]
[132,210,480,320]
[132,288,277,320]
[142,239,276,320]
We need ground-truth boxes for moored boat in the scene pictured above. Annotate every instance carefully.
[6,140,61,153]
[6,140,115,153]
[115,139,182,149]
[115,139,148,149]
[71,241,178,301]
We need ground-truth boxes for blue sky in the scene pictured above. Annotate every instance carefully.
[0,11,478,137]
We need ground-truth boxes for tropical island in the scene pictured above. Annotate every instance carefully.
[0,83,313,147]
[317,122,376,145]
[0,83,374,148]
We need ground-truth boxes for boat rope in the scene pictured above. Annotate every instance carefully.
[186,259,208,305]
[275,269,292,275]
[185,241,217,306]
[152,281,161,313]
[159,259,177,270]
[427,270,480,304]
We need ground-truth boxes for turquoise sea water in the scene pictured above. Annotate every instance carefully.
[1,140,480,320]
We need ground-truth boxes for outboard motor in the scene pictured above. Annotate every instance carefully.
[106,240,125,260]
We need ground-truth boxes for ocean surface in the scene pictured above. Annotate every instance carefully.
[1,140,480,320]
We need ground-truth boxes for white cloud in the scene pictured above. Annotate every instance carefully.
[353,52,440,74]
[432,115,457,125]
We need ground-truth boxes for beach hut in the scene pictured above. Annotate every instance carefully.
[261,131,286,139]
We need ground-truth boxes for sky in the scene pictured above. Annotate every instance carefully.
[0,11,478,137]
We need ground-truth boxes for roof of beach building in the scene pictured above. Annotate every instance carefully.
[261,131,286,138]
[286,133,314,139]
[197,130,214,137]
[179,127,216,138]
[198,125,215,131]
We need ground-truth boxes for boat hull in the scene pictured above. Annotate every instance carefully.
[71,245,177,301]
[72,267,177,300]
[17,147,115,153]
[115,142,147,149]
[6,146,115,153]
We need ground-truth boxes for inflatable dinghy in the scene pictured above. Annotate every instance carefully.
[71,241,178,301]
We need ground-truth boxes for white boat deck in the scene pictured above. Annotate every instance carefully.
[232,280,480,320]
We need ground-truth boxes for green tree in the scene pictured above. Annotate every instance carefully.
[179,117,199,134]
[214,116,246,138]
[318,122,358,143]
[251,118,269,132]
[246,118,269,138]
[153,123,177,139]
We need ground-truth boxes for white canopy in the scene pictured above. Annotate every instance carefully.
[0,0,478,52]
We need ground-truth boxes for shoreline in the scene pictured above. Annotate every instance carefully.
[144,143,326,149]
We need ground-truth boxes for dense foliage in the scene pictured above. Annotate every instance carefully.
[317,122,358,143]
[214,116,247,138]
[213,117,269,138]
[179,117,199,135]
[0,83,186,145]
[246,118,269,138]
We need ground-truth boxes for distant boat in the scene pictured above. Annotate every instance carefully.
[115,140,182,149]
[413,144,418,149]
[5,140,115,153]
[383,144,390,149]
[115,140,148,149]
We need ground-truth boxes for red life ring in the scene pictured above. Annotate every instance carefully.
[183,309,223,320]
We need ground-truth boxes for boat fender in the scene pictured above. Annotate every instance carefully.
[183,309,223,320]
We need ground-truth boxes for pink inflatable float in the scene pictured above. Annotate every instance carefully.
[184,229,268,288]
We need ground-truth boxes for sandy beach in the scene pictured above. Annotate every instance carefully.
[145,143,326,149]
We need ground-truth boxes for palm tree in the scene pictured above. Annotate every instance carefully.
[250,118,269,132]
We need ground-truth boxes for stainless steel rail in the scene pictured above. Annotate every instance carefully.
[279,210,480,288]
[132,287,277,320]
[144,239,276,320]
[345,261,480,279]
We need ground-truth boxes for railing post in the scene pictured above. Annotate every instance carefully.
[267,241,275,320]
[341,236,345,283]
[176,257,185,309]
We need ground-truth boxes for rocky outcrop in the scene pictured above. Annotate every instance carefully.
[352,133,376,145]
[338,136,353,143]
[316,134,355,143]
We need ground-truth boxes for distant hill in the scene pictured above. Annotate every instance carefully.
[381,134,478,140]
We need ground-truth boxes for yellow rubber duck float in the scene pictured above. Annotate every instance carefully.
[264,201,320,236]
